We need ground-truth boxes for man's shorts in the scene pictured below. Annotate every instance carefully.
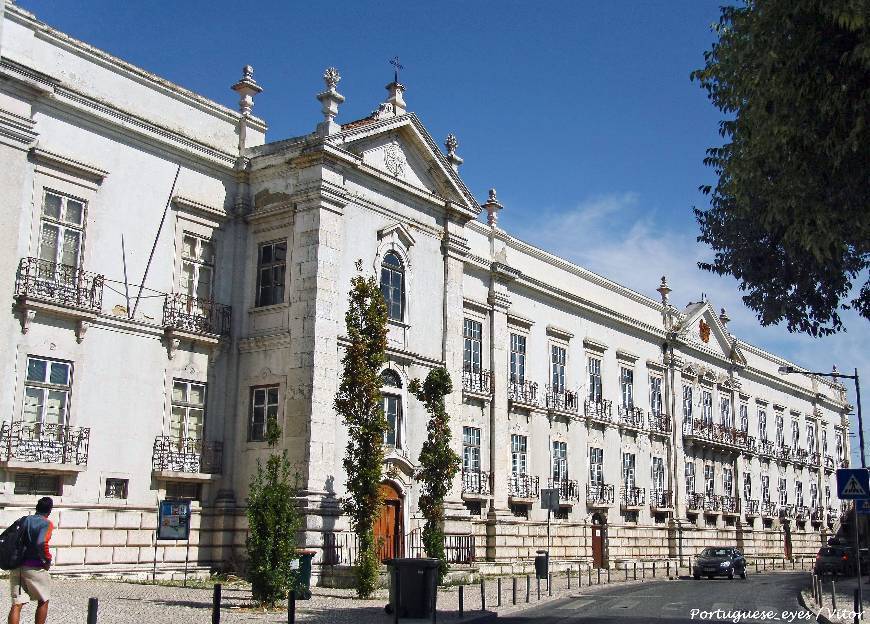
[9,567,50,604]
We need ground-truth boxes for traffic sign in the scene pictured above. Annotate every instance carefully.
[857,500,870,515]
[837,468,870,499]
[541,488,560,511]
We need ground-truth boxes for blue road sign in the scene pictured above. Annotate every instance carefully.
[857,500,870,515]
[837,468,870,500]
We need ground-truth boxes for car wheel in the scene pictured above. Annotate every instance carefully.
[694,574,701,580]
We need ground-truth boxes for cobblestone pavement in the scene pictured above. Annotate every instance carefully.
[0,566,807,623]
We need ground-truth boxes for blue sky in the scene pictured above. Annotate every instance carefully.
[18,0,868,461]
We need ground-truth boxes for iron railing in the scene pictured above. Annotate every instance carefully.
[683,419,749,449]
[649,489,672,509]
[826,507,837,526]
[795,505,809,521]
[648,412,671,434]
[151,435,222,474]
[761,501,778,517]
[824,455,835,471]
[509,380,539,406]
[778,445,792,461]
[839,458,850,469]
[586,483,615,505]
[759,440,775,457]
[621,486,645,507]
[810,507,825,523]
[617,405,646,430]
[548,478,580,501]
[720,495,740,514]
[702,494,721,512]
[462,369,492,395]
[545,388,580,414]
[323,531,475,566]
[795,449,809,465]
[584,399,613,422]
[508,473,539,499]
[686,492,704,511]
[0,421,89,466]
[462,470,491,496]
[744,499,760,516]
[163,293,231,336]
[15,257,104,313]
[779,504,795,519]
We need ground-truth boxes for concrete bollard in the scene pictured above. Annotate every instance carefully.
[87,598,98,624]
[212,584,222,624]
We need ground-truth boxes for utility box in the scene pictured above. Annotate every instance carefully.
[535,550,549,579]
[386,558,440,619]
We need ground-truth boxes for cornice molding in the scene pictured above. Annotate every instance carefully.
[172,195,229,224]
[0,106,38,148]
[30,147,108,182]
[583,338,608,354]
[546,324,574,341]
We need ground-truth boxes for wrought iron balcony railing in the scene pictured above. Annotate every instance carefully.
[545,388,580,414]
[794,448,809,465]
[508,473,539,499]
[462,369,492,396]
[617,405,646,430]
[720,495,740,514]
[509,380,539,406]
[682,419,749,450]
[761,501,778,517]
[586,483,615,505]
[152,435,222,474]
[824,455,835,471]
[548,478,580,501]
[809,452,821,467]
[584,399,613,423]
[810,506,824,523]
[779,504,795,519]
[744,499,760,516]
[794,505,809,521]
[648,412,671,435]
[759,440,775,457]
[163,293,231,336]
[0,421,89,466]
[826,507,837,525]
[745,436,757,453]
[461,470,491,496]
[839,458,850,469]
[15,257,104,313]
[778,445,792,461]
[702,494,721,512]
[621,486,645,507]
[686,492,704,511]
[649,489,673,509]
[841,501,852,522]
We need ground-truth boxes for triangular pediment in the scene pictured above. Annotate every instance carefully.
[330,113,478,215]
[675,301,746,366]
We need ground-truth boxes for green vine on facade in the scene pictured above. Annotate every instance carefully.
[334,273,389,598]
[409,367,461,581]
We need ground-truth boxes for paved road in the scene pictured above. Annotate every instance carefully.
[501,572,811,623]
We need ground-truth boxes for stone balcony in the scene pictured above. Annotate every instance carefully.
[620,486,645,510]
[151,435,222,481]
[586,483,615,508]
[617,405,646,432]
[461,369,492,400]
[584,400,613,426]
[0,420,89,473]
[545,387,580,417]
[461,469,491,499]
[508,472,539,503]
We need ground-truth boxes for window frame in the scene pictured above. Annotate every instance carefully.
[38,189,86,270]
[649,376,663,416]
[620,367,634,409]
[701,389,713,426]
[22,356,73,429]
[509,334,527,384]
[255,240,287,307]
[179,233,215,302]
[550,344,566,394]
[622,452,636,490]
[511,434,528,475]
[589,447,604,485]
[552,440,568,482]
[587,356,603,403]
[463,319,483,374]
[249,385,280,442]
[381,369,403,449]
[170,379,207,443]
[380,251,405,321]
[462,426,481,473]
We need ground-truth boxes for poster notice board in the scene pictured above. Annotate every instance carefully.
[157,499,191,541]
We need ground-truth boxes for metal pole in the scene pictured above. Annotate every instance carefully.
[854,588,860,624]
[537,576,541,600]
[526,575,530,603]
[458,585,464,617]
[653,561,656,578]
[854,503,864,616]
[212,584,222,624]
[288,590,296,624]
[183,535,190,588]
[607,567,610,583]
[395,572,400,624]
[152,536,158,582]
[567,567,571,589]
[497,577,501,607]
[855,369,865,468]
[832,579,838,612]
[87,598,98,624]
[512,576,517,605]
[548,573,552,596]
[480,579,486,611]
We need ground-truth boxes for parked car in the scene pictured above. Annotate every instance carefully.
[815,546,860,576]
[693,547,748,580]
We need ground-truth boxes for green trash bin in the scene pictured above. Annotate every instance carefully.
[291,549,316,600]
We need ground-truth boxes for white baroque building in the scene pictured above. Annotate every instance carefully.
[0,1,853,577]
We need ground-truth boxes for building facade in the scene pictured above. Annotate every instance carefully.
[0,1,852,577]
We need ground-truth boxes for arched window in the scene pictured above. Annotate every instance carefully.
[380,369,403,448]
[380,251,404,321]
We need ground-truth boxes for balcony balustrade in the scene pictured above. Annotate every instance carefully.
[152,436,222,475]
[584,399,613,423]
[649,489,673,509]
[759,440,775,457]
[778,445,792,461]
[648,412,671,435]
[744,499,760,516]
[794,505,809,521]
[809,452,821,467]
[839,458,850,469]
[586,483,615,506]
[826,507,837,526]
[617,405,646,430]
[824,455,835,471]
[745,436,757,453]
[15,257,104,315]
[508,473,539,500]
[810,507,825,523]
[545,387,580,415]
[761,501,778,518]
[620,486,645,508]
[779,504,795,519]
[682,419,750,451]
[686,492,704,512]
[462,369,492,396]
[794,448,809,465]
[509,380,539,407]
[0,421,89,469]
[841,502,852,522]
[548,478,580,502]
[163,293,231,337]
[461,470,491,497]
[720,495,740,515]
[702,494,722,513]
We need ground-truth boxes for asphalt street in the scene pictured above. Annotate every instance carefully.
[500,572,811,623]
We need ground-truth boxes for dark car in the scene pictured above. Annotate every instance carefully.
[693,547,747,580]
[815,546,857,577]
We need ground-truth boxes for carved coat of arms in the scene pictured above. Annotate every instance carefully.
[699,319,711,343]
[384,141,406,178]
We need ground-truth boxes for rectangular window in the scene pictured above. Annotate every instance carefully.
[509,334,526,384]
[463,319,482,374]
[723,468,733,496]
[38,190,85,269]
[589,447,603,485]
[775,414,784,447]
[822,429,828,454]
[761,475,770,503]
[792,420,800,449]
[836,433,844,460]
[807,423,816,451]
[588,357,603,403]
[758,409,768,442]
[739,403,749,432]
[743,473,752,501]
[683,386,693,421]
[651,456,664,493]
[14,474,59,496]
[796,481,803,507]
[825,486,831,507]
[701,390,713,425]
[685,461,695,495]
[462,426,481,472]
[384,394,401,448]
[622,453,636,490]
[511,434,527,475]
[249,386,279,442]
[104,478,129,499]
[255,240,287,307]
[778,478,787,505]
[166,481,201,501]
[649,377,663,416]
[23,356,72,427]
[171,380,205,443]
[620,367,634,409]
[720,396,732,428]
[704,465,715,496]
[179,234,214,301]
[810,483,818,508]
[552,441,567,482]
[551,345,566,393]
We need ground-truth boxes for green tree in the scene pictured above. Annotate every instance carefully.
[246,418,301,607]
[692,0,869,336]
[409,367,461,581]
[334,273,389,598]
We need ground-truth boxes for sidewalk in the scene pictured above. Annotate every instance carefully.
[800,574,870,624]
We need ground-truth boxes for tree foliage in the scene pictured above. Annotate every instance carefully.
[409,367,461,581]
[246,419,301,607]
[692,0,869,336]
[334,273,389,598]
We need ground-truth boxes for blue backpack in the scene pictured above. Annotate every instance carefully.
[0,517,30,570]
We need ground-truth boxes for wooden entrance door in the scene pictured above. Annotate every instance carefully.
[374,483,403,561]
[592,525,605,568]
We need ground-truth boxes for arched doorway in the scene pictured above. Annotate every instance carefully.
[375,482,404,561]
[591,513,607,569]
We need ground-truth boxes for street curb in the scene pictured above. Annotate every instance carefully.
[799,588,833,624]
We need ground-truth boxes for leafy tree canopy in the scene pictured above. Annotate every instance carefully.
[692,0,869,336]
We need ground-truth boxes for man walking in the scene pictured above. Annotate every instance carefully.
[8,497,53,624]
